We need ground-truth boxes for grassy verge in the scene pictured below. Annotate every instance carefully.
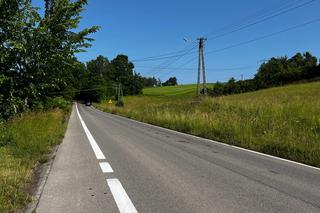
[95,82,320,167]
[0,109,70,212]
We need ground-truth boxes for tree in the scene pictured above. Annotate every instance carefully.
[209,52,319,97]
[110,54,143,95]
[0,0,99,119]
[225,77,240,94]
[254,57,288,87]
[0,0,40,113]
[142,76,158,87]
[254,52,318,87]
[210,81,225,96]
[81,56,111,101]
[162,77,178,86]
[32,0,99,101]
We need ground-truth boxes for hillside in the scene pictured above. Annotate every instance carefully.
[96,81,320,167]
[143,84,212,97]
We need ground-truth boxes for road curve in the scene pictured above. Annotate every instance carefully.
[37,103,320,213]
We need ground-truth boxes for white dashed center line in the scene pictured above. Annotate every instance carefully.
[107,178,138,213]
[76,104,138,212]
[76,104,106,160]
[99,162,114,173]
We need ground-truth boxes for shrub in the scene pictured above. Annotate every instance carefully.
[45,97,71,111]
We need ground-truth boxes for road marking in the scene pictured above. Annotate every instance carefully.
[107,178,138,213]
[77,105,137,212]
[90,106,320,172]
[99,162,114,173]
[76,104,106,160]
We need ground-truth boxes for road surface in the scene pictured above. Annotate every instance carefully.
[36,103,320,213]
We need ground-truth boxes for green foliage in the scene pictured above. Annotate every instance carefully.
[80,55,110,102]
[255,52,317,87]
[0,0,98,120]
[209,52,319,96]
[96,81,320,167]
[45,97,71,111]
[162,77,178,86]
[32,97,71,112]
[111,54,144,96]
[77,54,145,102]
[141,76,159,87]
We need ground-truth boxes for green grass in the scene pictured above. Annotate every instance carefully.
[0,109,70,212]
[143,84,213,97]
[96,82,320,167]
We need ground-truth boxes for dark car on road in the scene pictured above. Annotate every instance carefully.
[85,101,91,106]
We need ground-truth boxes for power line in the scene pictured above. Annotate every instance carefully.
[47,86,115,95]
[203,0,298,38]
[207,0,318,41]
[157,64,257,79]
[204,0,314,40]
[135,65,256,71]
[164,17,320,72]
[141,44,198,76]
[206,17,320,55]
[131,45,197,62]
[132,45,198,62]
[154,17,320,79]
[133,12,320,70]
[130,0,317,64]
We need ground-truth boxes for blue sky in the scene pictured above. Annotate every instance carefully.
[33,0,320,84]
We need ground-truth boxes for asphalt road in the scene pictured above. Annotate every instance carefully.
[37,103,320,213]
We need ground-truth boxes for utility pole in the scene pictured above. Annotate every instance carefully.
[117,83,123,102]
[196,37,207,95]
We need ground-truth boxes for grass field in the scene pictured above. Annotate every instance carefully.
[95,82,320,167]
[0,109,69,212]
[144,84,198,97]
[143,84,214,97]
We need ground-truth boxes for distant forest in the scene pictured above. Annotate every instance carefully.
[208,52,320,96]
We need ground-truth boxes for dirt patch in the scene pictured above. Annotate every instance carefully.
[23,145,59,213]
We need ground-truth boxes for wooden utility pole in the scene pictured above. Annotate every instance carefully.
[197,40,201,95]
[196,37,207,95]
[117,83,123,102]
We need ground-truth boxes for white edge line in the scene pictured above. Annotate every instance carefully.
[75,104,106,160]
[107,178,138,213]
[99,162,114,173]
[91,106,320,172]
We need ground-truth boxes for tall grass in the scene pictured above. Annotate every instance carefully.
[0,109,69,212]
[95,82,320,167]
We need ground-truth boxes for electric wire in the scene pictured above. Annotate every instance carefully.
[162,17,320,75]
[130,0,317,63]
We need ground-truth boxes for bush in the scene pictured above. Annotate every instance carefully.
[45,97,71,111]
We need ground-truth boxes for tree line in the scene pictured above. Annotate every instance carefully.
[0,0,100,120]
[75,55,178,102]
[208,52,320,96]
[0,0,176,120]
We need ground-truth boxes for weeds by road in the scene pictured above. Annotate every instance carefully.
[0,109,69,212]
[95,82,320,167]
